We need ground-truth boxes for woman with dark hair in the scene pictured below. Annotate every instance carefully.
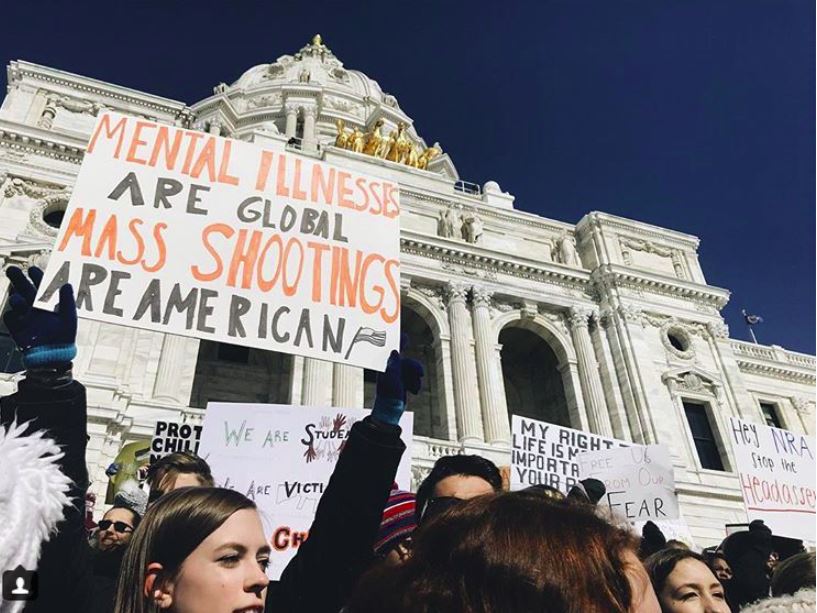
[348,491,661,613]
[644,548,730,613]
[115,487,269,613]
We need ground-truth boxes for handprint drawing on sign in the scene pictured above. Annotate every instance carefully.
[304,443,317,463]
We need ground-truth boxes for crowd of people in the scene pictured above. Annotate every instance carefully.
[0,266,814,612]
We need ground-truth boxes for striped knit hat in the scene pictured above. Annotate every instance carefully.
[374,489,417,556]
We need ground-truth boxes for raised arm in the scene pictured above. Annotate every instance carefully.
[0,266,95,612]
[270,341,423,612]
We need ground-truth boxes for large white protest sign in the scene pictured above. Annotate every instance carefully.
[198,403,413,579]
[728,417,815,543]
[578,444,680,522]
[149,420,202,464]
[510,415,628,493]
[34,112,401,370]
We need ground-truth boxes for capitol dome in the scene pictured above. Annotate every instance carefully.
[191,35,455,178]
[232,35,399,109]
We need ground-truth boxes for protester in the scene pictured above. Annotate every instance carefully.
[709,552,733,584]
[0,266,93,612]
[769,551,815,597]
[374,489,417,565]
[414,454,502,523]
[566,477,606,506]
[521,483,567,503]
[90,505,141,610]
[640,520,669,559]
[720,520,776,608]
[145,450,215,505]
[739,589,815,613]
[114,487,269,613]
[644,548,730,613]
[348,490,661,613]
[666,540,691,551]
[0,266,424,613]
[738,551,817,612]
[95,504,139,552]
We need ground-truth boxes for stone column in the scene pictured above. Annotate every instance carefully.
[568,307,613,437]
[332,363,362,408]
[591,313,632,441]
[445,282,484,442]
[284,104,299,139]
[471,286,510,444]
[301,358,333,406]
[153,334,188,403]
[38,104,57,129]
[302,106,318,149]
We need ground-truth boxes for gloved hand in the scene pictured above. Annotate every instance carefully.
[4,266,77,368]
[371,334,424,426]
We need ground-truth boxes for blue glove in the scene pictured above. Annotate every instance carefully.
[4,266,77,368]
[372,334,424,426]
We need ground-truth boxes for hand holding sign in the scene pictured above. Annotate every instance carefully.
[372,334,424,426]
[4,266,77,367]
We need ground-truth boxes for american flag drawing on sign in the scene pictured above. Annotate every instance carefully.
[344,327,387,359]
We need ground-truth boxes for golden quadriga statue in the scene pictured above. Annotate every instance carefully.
[334,119,441,170]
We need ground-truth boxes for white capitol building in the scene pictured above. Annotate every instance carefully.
[0,36,813,546]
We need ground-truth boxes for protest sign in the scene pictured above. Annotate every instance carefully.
[728,417,815,542]
[510,415,628,493]
[578,444,680,521]
[198,402,413,579]
[34,112,401,370]
[149,420,202,463]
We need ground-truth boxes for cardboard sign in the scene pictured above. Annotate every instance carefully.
[510,415,628,493]
[578,445,679,521]
[728,417,815,543]
[34,112,401,370]
[149,420,202,464]
[198,403,413,579]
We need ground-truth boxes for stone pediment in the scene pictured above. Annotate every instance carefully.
[662,366,722,398]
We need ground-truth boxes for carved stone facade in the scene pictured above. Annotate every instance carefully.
[0,40,814,547]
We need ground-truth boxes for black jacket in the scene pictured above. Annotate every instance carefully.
[0,367,97,613]
[269,415,405,612]
[1,368,405,613]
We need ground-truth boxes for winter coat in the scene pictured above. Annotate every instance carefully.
[1,368,405,613]
[268,415,405,612]
[739,588,816,613]
[0,368,99,613]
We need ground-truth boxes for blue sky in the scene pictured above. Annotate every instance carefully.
[1,0,813,353]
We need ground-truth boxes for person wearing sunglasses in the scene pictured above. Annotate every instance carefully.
[96,506,139,552]
[86,504,142,613]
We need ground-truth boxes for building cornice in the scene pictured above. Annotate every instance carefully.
[578,211,701,250]
[592,264,730,309]
[400,232,591,290]
[9,60,188,118]
[0,119,85,164]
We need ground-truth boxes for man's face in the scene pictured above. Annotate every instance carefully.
[433,475,495,501]
[97,508,136,551]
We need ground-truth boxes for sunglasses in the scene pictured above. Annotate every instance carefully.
[420,496,463,524]
[98,520,134,534]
